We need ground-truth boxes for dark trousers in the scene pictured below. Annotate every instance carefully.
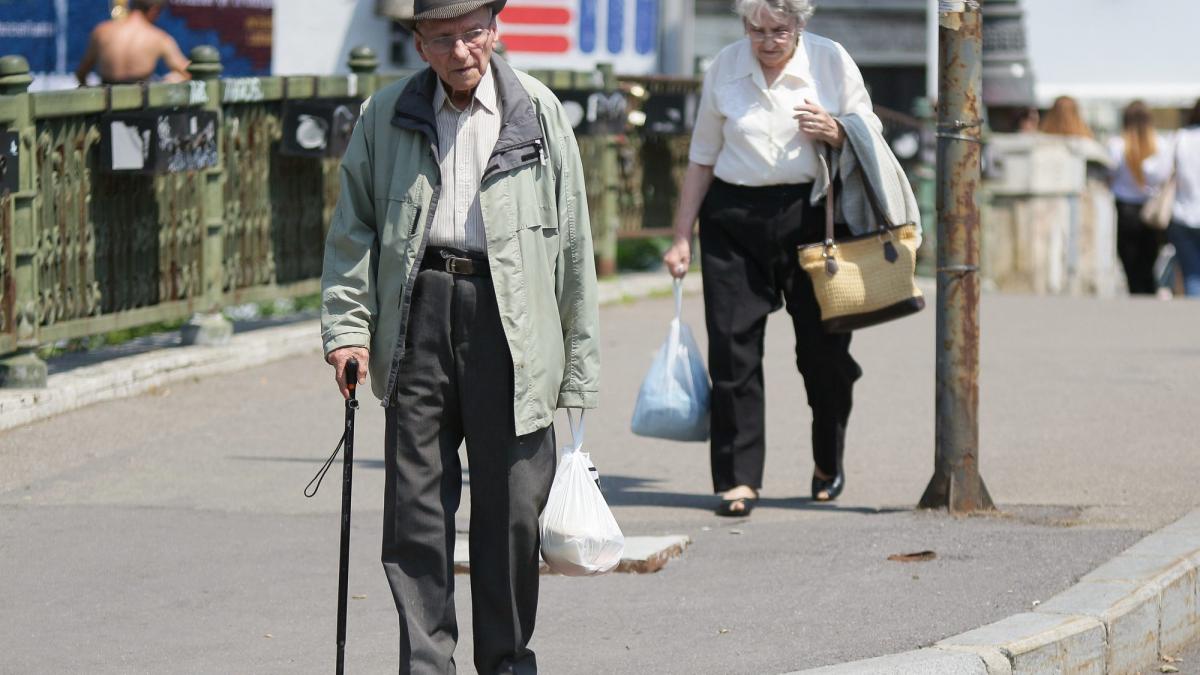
[1115,199,1165,294]
[1167,221,1200,297]
[699,179,862,493]
[382,267,556,675]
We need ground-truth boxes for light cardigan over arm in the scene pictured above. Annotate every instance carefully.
[687,33,880,187]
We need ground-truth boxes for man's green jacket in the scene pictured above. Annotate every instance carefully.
[321,56,600,435]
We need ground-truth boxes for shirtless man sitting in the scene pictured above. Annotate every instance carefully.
[75,0,191,86]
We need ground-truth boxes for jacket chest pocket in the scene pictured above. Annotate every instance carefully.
[380,196,424,253]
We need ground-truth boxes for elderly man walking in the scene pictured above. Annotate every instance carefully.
[320,0,600,672]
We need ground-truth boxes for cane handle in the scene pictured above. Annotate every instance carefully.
[345,358,359,394]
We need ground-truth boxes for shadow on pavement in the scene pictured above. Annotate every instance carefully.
[43,312,319,375]
[598,474,909,515]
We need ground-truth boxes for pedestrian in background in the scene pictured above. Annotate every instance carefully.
[1040,95,1094,138]
[320,0,600,671]
[1013,105,1040,133]
[75,0,190,86]
[1167,99,1200,297]
[1109,100,1171,295]
[663,0,881,515]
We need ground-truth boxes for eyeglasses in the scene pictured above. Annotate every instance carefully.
[746,26,797,43]
[419,27,491,55]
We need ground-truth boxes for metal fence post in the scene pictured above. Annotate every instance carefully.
[348,46,380,99]
[919,1,994,512]
[180,46,234,346]
[0,56,46,387]
[595,63,619,278]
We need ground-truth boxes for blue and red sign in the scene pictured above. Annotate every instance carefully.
[498,0,658,74]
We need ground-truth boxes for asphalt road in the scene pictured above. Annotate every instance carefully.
[2,290,1198,673]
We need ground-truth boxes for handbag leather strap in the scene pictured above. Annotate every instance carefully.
[824,145,836,246]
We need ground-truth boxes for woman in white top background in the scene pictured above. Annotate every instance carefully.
[662,0,880,515]
[1168,100,1200,297]
[1108,100,1171,295]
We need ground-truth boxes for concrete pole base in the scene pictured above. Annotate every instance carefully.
[0,350,49,388]
[180,313,234,347]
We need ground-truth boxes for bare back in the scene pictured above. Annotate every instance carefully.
[82,13,189,84]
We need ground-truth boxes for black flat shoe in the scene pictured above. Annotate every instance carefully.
[811,471,844,502]
[715,496,757,517]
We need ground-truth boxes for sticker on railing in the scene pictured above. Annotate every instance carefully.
[223,78,266,104]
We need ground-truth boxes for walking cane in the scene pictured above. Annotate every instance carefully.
[304,358,360,675]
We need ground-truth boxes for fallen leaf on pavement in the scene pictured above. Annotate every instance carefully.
[264,634,273,639]
[887,551,936,563]
[718,628,729,634]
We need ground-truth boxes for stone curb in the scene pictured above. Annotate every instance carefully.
[786,508,1200,674]
[0,272,700,434]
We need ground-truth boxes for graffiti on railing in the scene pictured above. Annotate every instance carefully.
[223,78,266,105]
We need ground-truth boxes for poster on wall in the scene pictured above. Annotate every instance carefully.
[497,0,658,75]
[0,0,273,89]
[157,0,274,76]
[0,0,63,74]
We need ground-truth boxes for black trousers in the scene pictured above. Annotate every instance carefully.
[699,179,862,493]
[382,266,556,675]
[1115,199,1165,295]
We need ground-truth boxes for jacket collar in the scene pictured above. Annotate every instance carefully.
[391,55,543,162]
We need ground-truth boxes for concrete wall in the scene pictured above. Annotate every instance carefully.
[983,133,1123,297]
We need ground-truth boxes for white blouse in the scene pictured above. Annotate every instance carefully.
[689,33,881,186]
[1107,134,1171,204]
[1172,127,1200,228]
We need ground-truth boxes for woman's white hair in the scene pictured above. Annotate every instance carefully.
[734,0,815,24]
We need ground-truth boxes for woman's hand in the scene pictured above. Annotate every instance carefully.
[794,98,844,148]
[663,235,692,279]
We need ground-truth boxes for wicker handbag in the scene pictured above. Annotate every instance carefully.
[797,157,925,333]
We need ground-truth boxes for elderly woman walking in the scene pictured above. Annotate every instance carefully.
[663,0,882,515]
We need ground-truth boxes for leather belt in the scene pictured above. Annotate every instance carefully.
[421,246,490,276]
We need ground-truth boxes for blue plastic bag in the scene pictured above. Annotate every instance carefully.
[630,280,710,441]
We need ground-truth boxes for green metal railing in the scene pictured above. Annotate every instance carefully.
[0,46,700,386]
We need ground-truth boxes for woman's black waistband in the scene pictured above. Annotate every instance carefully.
[710,178,814,202]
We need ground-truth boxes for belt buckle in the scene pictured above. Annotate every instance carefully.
[444,256,468,274]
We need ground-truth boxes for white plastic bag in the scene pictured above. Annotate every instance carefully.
[630,280,710,441]
[539,411,625,576]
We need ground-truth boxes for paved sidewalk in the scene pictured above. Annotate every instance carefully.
[1,286,1199,673]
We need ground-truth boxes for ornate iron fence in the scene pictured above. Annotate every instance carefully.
[0,47,705,385]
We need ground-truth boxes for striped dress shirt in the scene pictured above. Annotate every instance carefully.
[430,67,501,253]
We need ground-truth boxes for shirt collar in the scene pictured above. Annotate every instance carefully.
[728,34,813,89]
[433,64,498,115]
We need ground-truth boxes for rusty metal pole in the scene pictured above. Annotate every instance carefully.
[919,0,994,512]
